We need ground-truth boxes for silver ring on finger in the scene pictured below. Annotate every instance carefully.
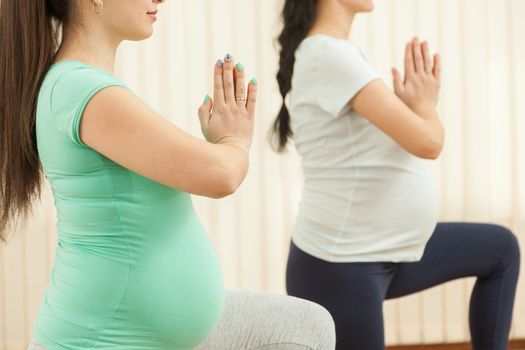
[236,97,246,102]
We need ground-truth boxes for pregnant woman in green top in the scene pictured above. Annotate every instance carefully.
[0,0,336,349]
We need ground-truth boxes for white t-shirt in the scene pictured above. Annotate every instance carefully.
[288,35,438,262]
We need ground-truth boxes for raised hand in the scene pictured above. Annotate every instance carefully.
[392,38,440,113]
[198,54,257,151]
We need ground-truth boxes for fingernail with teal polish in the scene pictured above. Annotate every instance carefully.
[251,77,257,85]
[236,63,243,72]
[224,53,233,62]
[204,94,209,103]
[216,59,223,68]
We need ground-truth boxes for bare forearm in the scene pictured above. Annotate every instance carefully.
[215,140,249,187]
[196,139,249,198]
[412,105,445,158]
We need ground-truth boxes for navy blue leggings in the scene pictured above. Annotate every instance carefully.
[286,223,520,350]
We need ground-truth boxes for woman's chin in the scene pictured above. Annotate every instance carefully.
[128,28,155,42]
[359,0,375,12]
[362,3,375,12]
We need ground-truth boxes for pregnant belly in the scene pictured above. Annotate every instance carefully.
[118,228,225,348]
[347,166,439,248]
[36,227,224,349]
[302,160,438,235]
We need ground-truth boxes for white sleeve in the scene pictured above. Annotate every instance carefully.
[315,41,380,118]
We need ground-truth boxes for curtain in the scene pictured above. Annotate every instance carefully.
[1,1,524,348]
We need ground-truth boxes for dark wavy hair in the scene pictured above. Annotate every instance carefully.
[271,0,318,152]
[0,0,72,241]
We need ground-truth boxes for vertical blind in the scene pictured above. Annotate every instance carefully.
[1,0,524,348]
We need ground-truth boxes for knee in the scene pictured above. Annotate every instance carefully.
[302,300,336,350]
[492,225,520,267]
[281,296,336,350]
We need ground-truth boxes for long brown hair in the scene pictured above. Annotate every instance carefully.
[271,0,318,152]
[0,0,71,242]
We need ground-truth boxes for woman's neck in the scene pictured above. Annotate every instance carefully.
[307,2,355,40]
[54,24,120,74]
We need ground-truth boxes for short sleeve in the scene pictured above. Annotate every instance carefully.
[49,67,127,146]
[315,40,380,117]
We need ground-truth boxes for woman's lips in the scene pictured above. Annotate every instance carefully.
[147,10,157,20]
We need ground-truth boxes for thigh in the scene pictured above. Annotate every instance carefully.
[286,242,394,350]
[386,222,517,298]
[195,290,335,350]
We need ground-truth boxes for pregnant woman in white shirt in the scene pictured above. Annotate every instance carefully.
[273,0,521,349]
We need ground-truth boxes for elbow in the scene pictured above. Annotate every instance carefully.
[416,136,444,160]
[208,175,241,199]
[214,180,239,198]
[202,151,249,198]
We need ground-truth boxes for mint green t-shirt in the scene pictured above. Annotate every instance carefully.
[34,60,224,350]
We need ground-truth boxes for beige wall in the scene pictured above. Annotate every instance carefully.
[1,0,525,348]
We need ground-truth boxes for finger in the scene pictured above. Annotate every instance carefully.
[198,95,213,129]
[404,42,415,78]
[391,67,403,95]
[213,59,226,106]
[412,37,424,74]
[234,62,246,108]
[432,53,441,82]
[246,77,258,118]
[422,41,432,74]
[222,53,236,105]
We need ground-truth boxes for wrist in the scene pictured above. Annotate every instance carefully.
[215,136,250,184]
[215,136,250,154]
[412,103,437,119]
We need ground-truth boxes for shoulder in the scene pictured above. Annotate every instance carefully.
[297,35,369,68]
[41,62,131,145]
[51,63,124,93]
[47,62,127,111]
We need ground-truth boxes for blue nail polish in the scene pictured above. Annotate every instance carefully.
[216,59,223,68]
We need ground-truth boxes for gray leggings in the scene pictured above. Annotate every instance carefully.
[27,291,336,350]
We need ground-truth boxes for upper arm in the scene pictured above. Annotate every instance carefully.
[79,86,233,197]
[312,41,381,118]
[349,80,442,159]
